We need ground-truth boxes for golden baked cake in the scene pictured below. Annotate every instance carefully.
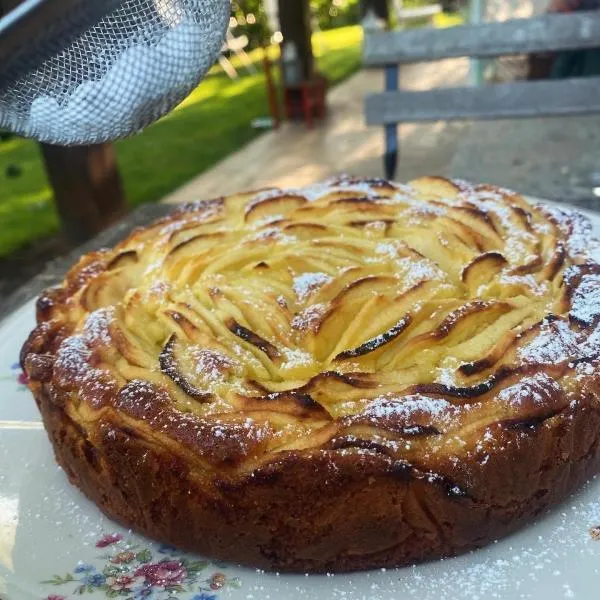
[21,176,600,573]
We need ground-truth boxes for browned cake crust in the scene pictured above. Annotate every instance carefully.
[21,176,600,572]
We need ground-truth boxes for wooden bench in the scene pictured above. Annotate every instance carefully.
[364,11,600,179]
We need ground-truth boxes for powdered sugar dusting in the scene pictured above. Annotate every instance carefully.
[497,372,561,409]
[246,188,289,206]
[499,273,549,296]
[190,347,238,381]
[570,274,600,325]
[518,318,580,364]
[280,347,313,370]
[292,303,327,332]
[83,307,115,345]
[576,361,596,379]
[293,273,332,302]
[541,204,597,258]
[436,366,458,387]
[248,227,295,244]
[53,335,114,404]
[361,394,459,424]
[396,257,445,290]
[158,219,187,237]
[252,213,285,228]
[294,176,385,202]
[374,242,398,258]
[54,336,92,381]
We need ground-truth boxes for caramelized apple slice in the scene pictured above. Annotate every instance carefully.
[336,314,412,360]
[462,252,508,293]
[391,228,471,282]
[164,232,226,280]
[245,193,307,225]
[159,334,243,402]
[445,206,504,249]
[311,276,400,360]
[282,222,331,241]
[409,176,461,200]
[106,250,138,271]
[379,301,514,370]
[81,270,134,312]
[225,318,280,360]
[449,304,535,363]
[111,315,160,370]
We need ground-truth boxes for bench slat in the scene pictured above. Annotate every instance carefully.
[365,77,600,124]
[364,11,600,65]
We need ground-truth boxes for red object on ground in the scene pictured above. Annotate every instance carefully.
[283,75,328,129]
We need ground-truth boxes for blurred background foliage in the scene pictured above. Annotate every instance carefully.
[230,0,452,49]
[230,0,272,47]
[231,0,362,48]
[312,0,362,30]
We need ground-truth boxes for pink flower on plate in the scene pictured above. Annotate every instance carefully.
[46,595,66,600]
[9,362,29,386]
[96,533,123,548]
[135,560,186,586]
[107,574,143,591]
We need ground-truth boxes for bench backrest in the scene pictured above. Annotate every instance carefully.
[364,11,600,126]
[365,11,600,65]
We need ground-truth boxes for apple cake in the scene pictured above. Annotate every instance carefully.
[21,176,600,572]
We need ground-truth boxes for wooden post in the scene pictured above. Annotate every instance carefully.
[40,144,127,245]
[277,0,314,80]
[263,48,281,128]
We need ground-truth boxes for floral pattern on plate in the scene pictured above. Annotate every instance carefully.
[41,533,241,599]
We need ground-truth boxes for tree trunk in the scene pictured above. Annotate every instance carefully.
[40,144,127,245]
[277,0,314,80]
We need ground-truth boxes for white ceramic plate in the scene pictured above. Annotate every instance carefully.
[3,203,600,600]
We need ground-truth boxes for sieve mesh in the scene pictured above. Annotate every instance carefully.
[0,0,230,145]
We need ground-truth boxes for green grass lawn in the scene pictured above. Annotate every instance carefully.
[0,26,363,258]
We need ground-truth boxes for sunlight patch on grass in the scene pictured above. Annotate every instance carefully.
[434,11,465,28]
[0,189,52,216]
[314,25,363,56]
[0,189,57,256]
[0,137,27,155]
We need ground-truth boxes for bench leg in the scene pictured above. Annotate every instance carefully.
[384,64,399,180]
[385,124,398,180]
